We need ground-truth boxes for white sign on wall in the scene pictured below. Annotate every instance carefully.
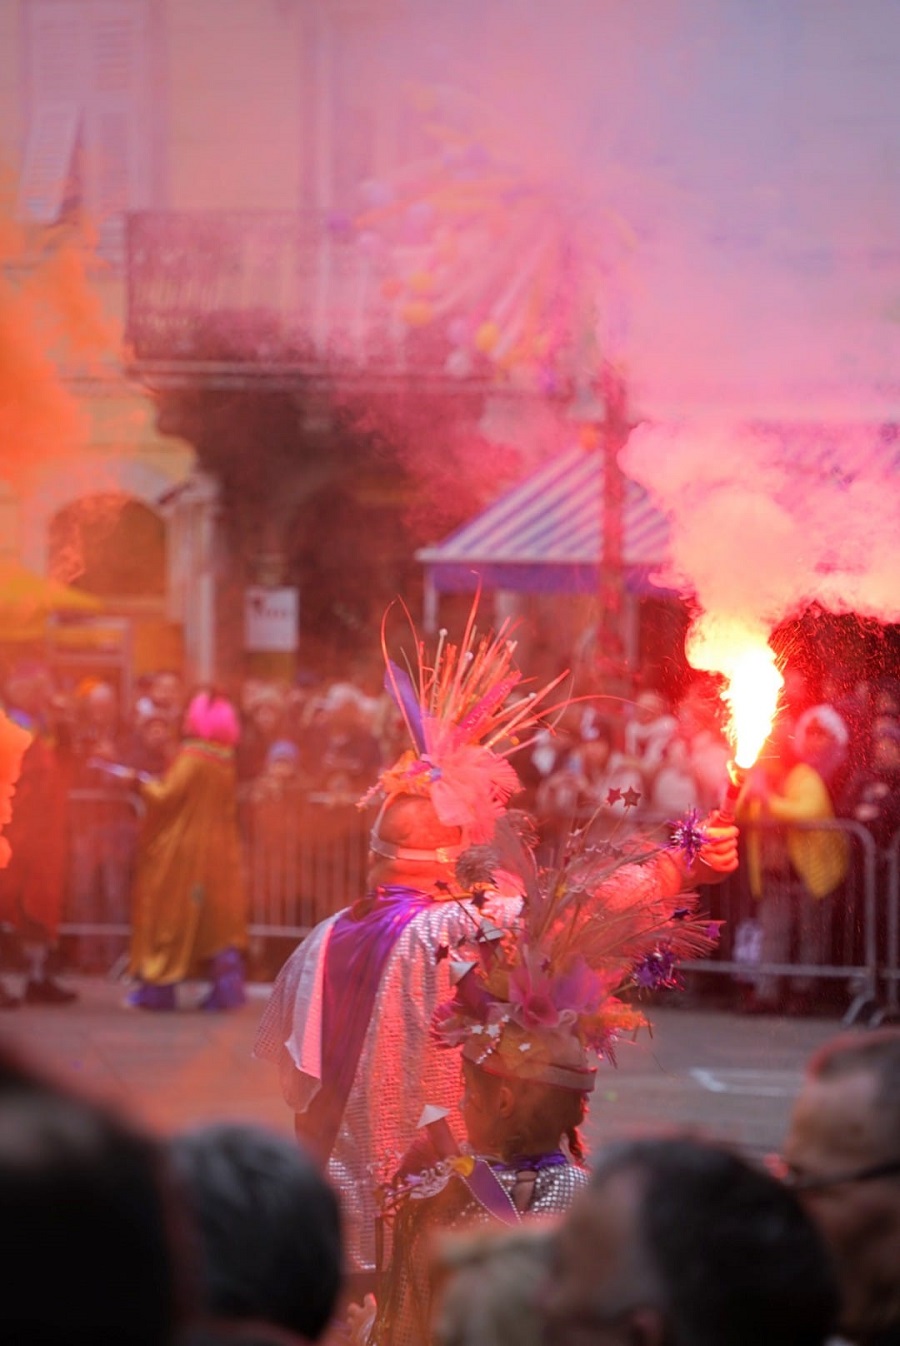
[244,586,299,653]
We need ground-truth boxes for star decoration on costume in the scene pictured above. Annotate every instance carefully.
[670,808,709,867]
[435,941,450,964]
[605,787,622,806]
[622,786,642,809]
[470,886,488,910]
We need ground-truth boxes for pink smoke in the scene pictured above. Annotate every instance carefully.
[621,421,900,672]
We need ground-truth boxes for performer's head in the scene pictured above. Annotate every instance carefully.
[367,793,465,891]
[361,595,565,896]
[460,1037,592,1164]
[184,689,240,747]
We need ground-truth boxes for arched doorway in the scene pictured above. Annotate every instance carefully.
[47,494,182,696]
[50,495,166,599]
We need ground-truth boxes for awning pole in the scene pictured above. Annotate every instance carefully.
[423,573,438,634]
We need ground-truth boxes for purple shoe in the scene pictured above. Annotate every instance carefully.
[198,949,246,1011]
[125,982,176,1011]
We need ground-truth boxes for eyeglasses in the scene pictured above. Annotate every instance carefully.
[776,1157,900,1193]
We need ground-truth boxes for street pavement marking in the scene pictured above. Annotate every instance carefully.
[690,1068,803,1098]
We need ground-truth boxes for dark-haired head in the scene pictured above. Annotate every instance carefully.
[170,1122,342,1341]
[0,1084,191,1345]
[546,1135,838,1346]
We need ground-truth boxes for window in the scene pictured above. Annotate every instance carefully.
[18,0,156,261]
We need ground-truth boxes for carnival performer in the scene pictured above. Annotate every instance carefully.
[254,601,739,1276]
[367,811,723,1346]
[0,663,77,1005]
[127,689,248,1012]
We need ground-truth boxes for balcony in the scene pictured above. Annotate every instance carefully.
[125,210,491,393]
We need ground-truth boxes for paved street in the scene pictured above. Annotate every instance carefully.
[0,975,842,1162]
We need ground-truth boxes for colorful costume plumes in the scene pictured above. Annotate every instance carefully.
[0,710,32,870]
[432,810,720,1087]
[255,595,566,1272]
[362,597,568,851]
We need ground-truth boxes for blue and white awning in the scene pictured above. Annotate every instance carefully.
[417,446,672,596]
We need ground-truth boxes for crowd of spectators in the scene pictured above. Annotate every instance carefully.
[1,650,900,993]
[4,1022,900,1346]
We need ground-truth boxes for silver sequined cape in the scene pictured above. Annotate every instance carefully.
[254,855,682,1271]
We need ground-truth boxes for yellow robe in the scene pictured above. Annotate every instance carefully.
[744,762,849,901]
[129,740,247,985]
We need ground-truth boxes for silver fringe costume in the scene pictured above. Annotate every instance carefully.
[254,853,682,1272]
[371,1157,590,1346]
[254,893,522,1270]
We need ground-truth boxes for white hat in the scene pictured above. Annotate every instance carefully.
[795,704,850,749]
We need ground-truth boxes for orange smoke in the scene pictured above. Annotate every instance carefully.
[0,204,117,489]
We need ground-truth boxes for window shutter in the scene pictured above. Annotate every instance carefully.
[83,0,151,257]
[17,103,81,223]
[18,0,86,222]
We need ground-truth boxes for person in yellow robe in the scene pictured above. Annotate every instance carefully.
[739,705,850,1014]
[127,690,247,1012]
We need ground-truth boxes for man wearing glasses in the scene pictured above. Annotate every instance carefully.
[783,1029,900,1346]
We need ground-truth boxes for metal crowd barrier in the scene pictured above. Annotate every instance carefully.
[680,817,880,1025]
[238,784,372,936]
[62,788,140,940]
[58,784,373,952]
[882,826,900,1020]
[57,791,888,1024]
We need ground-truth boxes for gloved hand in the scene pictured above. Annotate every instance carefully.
[681,815,740,888]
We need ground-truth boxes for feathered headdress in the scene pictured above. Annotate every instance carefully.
[361,595,568,849]
[432,807,719,1090]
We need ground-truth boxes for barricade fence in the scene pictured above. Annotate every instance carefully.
[679,817,880,1024]
[56,792,889,1020]
[883,826,900,1018]
[58,785,374,963]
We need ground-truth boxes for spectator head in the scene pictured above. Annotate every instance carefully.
[634,689,668,725]
[4,660,52,718]
[874,678,900,719]
[784,1028,900,1343]
[580,735,613,778]
[79,679,118,728]
[796,705,850,754]
[151,670,185,716]
[169,1123,342,1341]
[544,1136,838,1346]
[0,1052,191,1346]
[184,692,241,747]
[136,697,176,744]
[264,739,299,780]
[782,664,811,709]
[432,1225,552,1346]
[872,719,900,772]
[244,686,284,739]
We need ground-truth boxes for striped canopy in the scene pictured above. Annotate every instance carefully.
[417,446,672,595]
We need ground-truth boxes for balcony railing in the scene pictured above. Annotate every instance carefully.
[126,209,457,384]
